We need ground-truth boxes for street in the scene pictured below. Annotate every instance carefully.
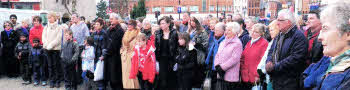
[0,77,84,90]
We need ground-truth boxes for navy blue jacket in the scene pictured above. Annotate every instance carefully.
[303,56,330,89]
[239,29,251,49]
[266,25,308,89]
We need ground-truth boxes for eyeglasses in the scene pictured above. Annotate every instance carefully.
[277,19,287,22]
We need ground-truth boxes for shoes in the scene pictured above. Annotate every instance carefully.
[55,83,61,88]
[33,82,39,86]
[41,81,47,86]
[22,81,31,85]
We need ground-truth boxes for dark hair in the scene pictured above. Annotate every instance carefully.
[80,16,86,21]
[190,17,204,34]
[33,38,40,43]
[3,21,13,28]
[178,32,190,47]
[309,9,320,19]
[233,18,246,30]
[128,19,137,28]
[10,14,17,19]
[158,16,174,29]
[95,18,104,27]
[33,16,42,23]
[185,12,191,16]
[85,36,94,46]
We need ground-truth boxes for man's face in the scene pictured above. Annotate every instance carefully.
[276,15,292,33]
[306,14,321,29]
[318,18,350,57]
[71,15,79,23]
[10,17,17,24]
[183,13,190,22]
[109,16,119,25]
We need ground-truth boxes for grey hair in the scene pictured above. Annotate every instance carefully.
[226,22,241,34]
[245,16,258,24]
[320,0,350,34]
[215,22,226,31]
[109,13,121,20]
[252,23,266,35]
[142,19,151,25]
[278,9,296,24]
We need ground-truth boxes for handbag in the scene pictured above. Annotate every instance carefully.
[94,60,104,81]
[203,71,212,90]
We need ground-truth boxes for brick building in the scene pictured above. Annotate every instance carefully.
[143,0,233,14]
[0,0,40,10]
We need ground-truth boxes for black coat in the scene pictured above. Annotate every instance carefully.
[91,30,107,61]
[103,24,124,84]
[155,29,178,60]
[176,47,197,71]
[309,35,323,63]
[1,30,19,56]
[267,26,308,90]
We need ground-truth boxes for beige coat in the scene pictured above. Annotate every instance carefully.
[42,22,63,50]
[120,29,140,89]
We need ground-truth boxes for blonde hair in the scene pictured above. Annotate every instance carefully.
[48,12,58,20]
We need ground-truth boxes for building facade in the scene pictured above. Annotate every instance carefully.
[0,0,40,10]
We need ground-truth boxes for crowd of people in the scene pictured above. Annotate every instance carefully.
[0,1,350,90]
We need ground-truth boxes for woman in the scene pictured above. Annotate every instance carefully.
[245,16,258,34]
[29,16,44,46]
[240,23,269,89]
[42,12,62,87]
[214,22,243,90]
[187,17,209,87]
[303,1,350,89]
[121,20,140,89]
[175,33,197,90]
[91,19,106,63]
[154,16,178,89]
[257,20,279,90]
[1,21,19,77]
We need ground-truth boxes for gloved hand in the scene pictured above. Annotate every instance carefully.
[215,65,225,79]
[86,71,94,79]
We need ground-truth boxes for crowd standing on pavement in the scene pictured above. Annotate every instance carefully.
[0,0,350,90]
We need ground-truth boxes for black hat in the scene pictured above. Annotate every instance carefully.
[33,38,40,43]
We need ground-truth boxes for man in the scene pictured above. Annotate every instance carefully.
[101,13,125,90]
[205,22,225,90]
[265,9,308,90]
[179,12,191,32]
[234,18,250,49]
[304,10,323,64]
[10,14,20,27]
[70,13,90,46]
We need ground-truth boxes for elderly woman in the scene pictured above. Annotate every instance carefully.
[42,12,63,87]
[214,22,243,90]
[257,20,279,90]
[141,19,152,39]
[121,19,140,89]
[15,19,30,37]
[302,1,350,89]
[240,23,269,89]
[245,16,258,34]
[1,21,19,77]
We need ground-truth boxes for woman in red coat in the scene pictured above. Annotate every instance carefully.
[29,16,44,46]
[240,23,269,89]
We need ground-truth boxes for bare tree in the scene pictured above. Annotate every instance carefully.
[56,0,77,15]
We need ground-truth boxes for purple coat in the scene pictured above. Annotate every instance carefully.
[214,36,243,82]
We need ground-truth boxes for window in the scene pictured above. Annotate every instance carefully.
[146,7,150,13]
[202,0,207,12]
[190,6,199,12]
[209,5,215,11]
[152,7,161,12]
[14,3,33,10]
[221,6,226,11]
[165,7,174,13]
[181,6,188,12]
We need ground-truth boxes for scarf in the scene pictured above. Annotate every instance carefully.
[205,35,225,70]
[5,29,13,37]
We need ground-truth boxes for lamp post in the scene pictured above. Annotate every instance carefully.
[179,0,181,19]
[216,0,218,18]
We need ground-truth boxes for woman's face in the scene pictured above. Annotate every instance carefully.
[33,20,41,27]
[190,19,196,28]
[250,27,262,39]
[4,23,11,30]
[209,21,216,30]
[160,20,169,31]
[269,26,279,39]
[48,16,56,23]
[178,38,186,46]
[22,22,28,28]
[94,22,102,31]
[225,27,236,39]
[127,24,135,31]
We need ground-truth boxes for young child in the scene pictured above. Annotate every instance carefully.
[129,33,156,90]
[30,38,46,86]
[60,29,80,90]
[175,32,197,89]
[81,36,96,90]
[15,34,32,85]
